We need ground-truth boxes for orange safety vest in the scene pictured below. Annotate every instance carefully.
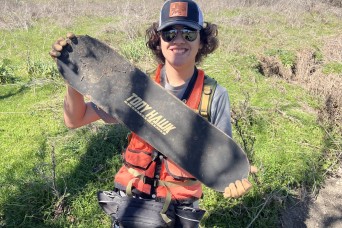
[114,65,206,201]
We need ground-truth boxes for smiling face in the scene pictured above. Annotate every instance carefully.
[160,25,202,71]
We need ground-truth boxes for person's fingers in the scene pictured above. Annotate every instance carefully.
[223,186,232,198]
[250,165,258,174]
[53,43,63,52]
[65,33,75,45]
[224,178,254,198]
[58,38,67,47]
[229,183,238,198]
[49,50,61,58]
[242,178,252,192]
[67,32,75,39]
[50,33,75,60]
[235,180,245,197]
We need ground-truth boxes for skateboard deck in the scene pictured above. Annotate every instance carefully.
[57,35,250,192]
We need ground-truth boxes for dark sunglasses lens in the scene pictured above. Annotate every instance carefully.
[162,30,177,42]
[182,29,197,41]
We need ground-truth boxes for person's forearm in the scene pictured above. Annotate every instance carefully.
[63,85,87,128]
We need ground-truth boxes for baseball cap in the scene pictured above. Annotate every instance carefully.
[157,0,204,31]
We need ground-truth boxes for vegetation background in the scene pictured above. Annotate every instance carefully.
[0,0,341,227]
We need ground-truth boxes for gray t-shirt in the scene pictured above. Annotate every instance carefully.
[91,68,232,137]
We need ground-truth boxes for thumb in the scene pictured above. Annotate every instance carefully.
[250,165,258,174]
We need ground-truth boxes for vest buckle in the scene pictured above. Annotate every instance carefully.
[143,176,159,188]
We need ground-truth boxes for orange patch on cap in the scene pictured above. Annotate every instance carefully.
[169,2,188,17]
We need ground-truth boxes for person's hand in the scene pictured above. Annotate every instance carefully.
[49,32,75,60]
[223,165,258,198]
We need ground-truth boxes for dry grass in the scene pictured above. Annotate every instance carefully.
[323,34,342,62]
[0,0,160,33]
[258,56,294,80]
[1,0,342,31]
[295,49,342,130]
[201,0,342,25]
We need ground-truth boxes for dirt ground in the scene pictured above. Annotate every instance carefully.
[281,167,342,228]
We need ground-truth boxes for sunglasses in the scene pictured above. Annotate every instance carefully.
[161,28,199,42]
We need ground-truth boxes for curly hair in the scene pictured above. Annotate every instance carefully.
[146,22,219,64]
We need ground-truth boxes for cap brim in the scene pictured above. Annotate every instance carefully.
[157,20,202,31]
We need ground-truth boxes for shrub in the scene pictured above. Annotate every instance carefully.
[27,59,59,79]
[0,59,17,84]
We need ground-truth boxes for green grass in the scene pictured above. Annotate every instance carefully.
[0,81,128,226]
[1,2,341,227]
[323,61,342,74]
[0,81,64,226]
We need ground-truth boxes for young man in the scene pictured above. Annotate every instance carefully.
[50,0,255,227]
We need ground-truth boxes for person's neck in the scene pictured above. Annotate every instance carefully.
[164,64,195,87]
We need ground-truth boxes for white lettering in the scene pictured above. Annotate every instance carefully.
[124,93,176,135]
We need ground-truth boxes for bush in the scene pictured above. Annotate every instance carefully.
[0,59,17,84]
[27,59,59,79]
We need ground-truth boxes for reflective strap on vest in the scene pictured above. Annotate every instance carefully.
[198,76,217,121]
[199,85,211,118]
[126,168,200,224]
[161,191,172,225]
